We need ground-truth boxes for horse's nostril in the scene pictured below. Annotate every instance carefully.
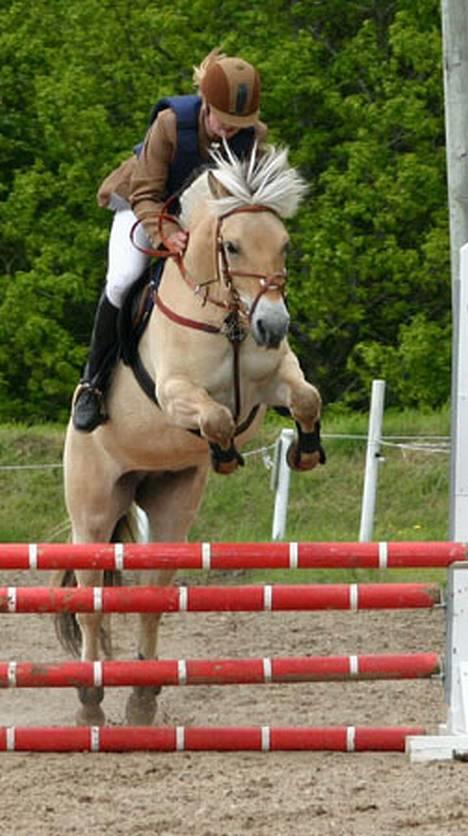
[255,319,283,349]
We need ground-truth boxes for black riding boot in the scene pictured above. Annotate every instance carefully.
[72,293,119,432]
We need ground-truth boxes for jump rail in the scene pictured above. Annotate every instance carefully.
[0,653,441,688]
[0,541,465,571]
[0,583,441,613]
[0,725,426,753]
[2,540,464,759]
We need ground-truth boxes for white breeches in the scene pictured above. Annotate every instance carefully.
[105,208,151,308]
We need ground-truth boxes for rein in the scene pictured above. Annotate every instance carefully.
[130,200,287,423]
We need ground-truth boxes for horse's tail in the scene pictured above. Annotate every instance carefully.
[52,504,148,658]
[52,567,119,658]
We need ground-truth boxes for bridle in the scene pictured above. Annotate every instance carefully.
[132,199,287,322]
[213,205,287,321]
[130,198,288,421]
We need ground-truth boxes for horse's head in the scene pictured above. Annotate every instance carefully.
[180,145,308,349]
[211,201,290,348]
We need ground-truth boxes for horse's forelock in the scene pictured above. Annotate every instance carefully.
[179,144,308,224]
[209,144,308,219]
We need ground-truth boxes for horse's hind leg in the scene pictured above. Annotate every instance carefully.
[125,464,209,725]
[65,449,138,725]
[73,569,106,726]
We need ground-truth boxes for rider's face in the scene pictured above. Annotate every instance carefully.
[205,108,240,141]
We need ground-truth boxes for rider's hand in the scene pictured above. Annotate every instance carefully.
[167,230,189,255]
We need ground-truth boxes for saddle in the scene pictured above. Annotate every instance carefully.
[118,262,163,402]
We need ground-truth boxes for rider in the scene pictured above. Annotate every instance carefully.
[72,48,268,433]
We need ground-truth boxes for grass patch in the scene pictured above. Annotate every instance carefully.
[0,424,66,542]
[0,408,450,583]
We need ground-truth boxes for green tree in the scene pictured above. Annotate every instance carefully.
[0,0,450,421]
[287,3,449,408]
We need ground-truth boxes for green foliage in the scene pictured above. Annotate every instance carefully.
[350,313,451,408]
[288,3,449,408]
[0,0,450,420]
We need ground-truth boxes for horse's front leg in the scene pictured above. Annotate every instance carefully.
[74,568,106,726]
[157,376,241,473]
[271,349,325,472]
[158,376,235,447]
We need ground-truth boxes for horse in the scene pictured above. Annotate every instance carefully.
[57,144,324,727]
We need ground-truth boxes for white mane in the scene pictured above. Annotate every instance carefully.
[179,143,308,225]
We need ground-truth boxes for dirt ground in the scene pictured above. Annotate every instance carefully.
[0,567,467,836]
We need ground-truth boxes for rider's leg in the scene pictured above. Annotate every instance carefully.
[72,208,150,432]
[72,292,120,432]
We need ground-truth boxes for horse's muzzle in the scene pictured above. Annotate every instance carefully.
[252,319,288,348]
[252,303,290,348]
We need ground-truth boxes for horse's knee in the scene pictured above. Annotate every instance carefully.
[291,384,321,430]
[200,404,235,448]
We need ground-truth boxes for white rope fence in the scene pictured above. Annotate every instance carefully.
[0,463,63,472]
[379,438,450,455]
[0,436,450,474]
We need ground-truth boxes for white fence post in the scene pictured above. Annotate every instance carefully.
[444,563,468,738]
[359,380,386,542]
[452,244,468,539]
[271,428,295,541]
[407,562,468,761]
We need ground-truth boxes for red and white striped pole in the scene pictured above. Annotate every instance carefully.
[0,541,464,571]
[0,653,441,689]
[0,583,442,613]
[0,725,426,753]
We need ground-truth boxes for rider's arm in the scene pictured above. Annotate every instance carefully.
[129,109,179,246]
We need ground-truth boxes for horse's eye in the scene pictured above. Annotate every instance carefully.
[225,241,239,256]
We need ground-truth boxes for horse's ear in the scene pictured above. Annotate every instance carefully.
[208,171,230,199]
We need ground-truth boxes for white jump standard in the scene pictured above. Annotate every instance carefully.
[408,562,468,761]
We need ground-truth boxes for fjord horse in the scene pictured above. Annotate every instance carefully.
[59,145,323,726]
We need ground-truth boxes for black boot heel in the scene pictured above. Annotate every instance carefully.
[72,383,107,432]
[71,293,119,433]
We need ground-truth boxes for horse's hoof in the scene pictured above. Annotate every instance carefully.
[78,685,104,705]
[125,691,158,726]
[286,441,321,472]
[209,442,244,474]
[75,704,106,727]
[212,458,242,475]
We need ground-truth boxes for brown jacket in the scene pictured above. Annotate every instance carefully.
[97,104,268,243]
